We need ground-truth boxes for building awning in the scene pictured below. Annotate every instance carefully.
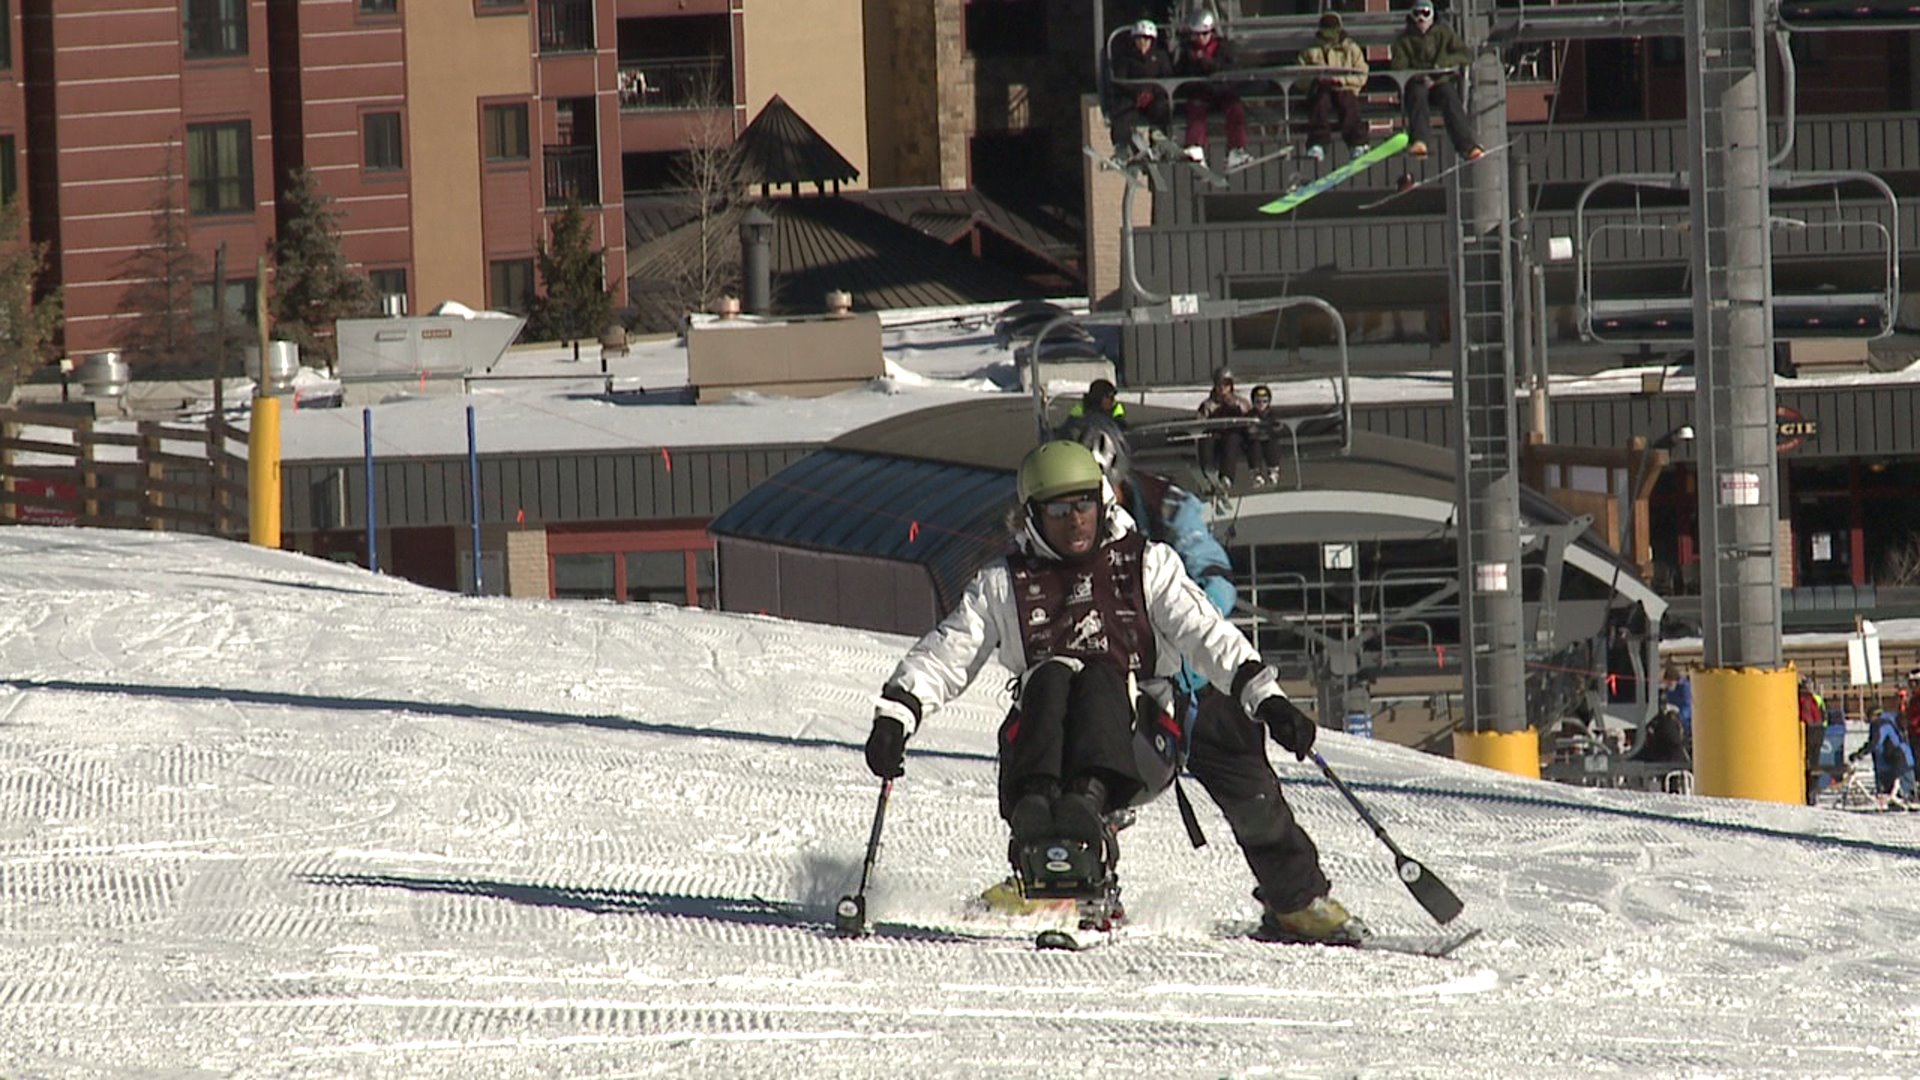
[709,447,1014,612]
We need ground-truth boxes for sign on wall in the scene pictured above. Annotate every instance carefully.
[1776,405,1817,454]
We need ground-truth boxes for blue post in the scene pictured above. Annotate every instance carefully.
[467,404,483,595]
[362,407,377,574]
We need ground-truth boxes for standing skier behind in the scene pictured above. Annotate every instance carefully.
[862,439,1367,944]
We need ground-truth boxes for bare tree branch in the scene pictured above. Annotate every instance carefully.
[666,71,744,320]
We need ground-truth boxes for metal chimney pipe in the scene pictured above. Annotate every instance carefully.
[740,206,774,315]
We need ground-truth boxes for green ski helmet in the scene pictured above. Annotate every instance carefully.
[1017,441,1104,504]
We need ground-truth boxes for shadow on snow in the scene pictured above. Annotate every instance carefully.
[296,870,1002,945]
[10,676,1920,864]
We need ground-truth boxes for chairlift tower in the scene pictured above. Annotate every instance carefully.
[1448,0,1531,771]
[1683,0,1800,802]
[1685,0,1780,671]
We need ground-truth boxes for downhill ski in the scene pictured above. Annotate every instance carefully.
[1258,132,1409,216]
[1360,139,1514,211]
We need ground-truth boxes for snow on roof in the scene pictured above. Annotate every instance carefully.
[27,301,1920,463]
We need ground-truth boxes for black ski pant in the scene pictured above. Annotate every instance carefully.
[1187,687,1330,914]
[1403,77,1477,154]
[1109,94,1171,155]
[1205,431,1252,485]
[1245,432,1275,474]
[1306,86,1366,150]
[997,660,1147,819]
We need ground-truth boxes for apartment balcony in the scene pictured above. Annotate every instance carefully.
[617,57,732,112]
[544,145,600,207]
[539,0,595,54]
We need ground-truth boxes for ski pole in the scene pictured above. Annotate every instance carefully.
[1310,751,1463,925]
[834,777,893,935]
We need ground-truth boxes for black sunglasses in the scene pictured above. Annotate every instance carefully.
[1040,496,1100,518]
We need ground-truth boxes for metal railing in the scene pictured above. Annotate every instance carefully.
[616,57,732,112]
[538,0,594,53]
[543,145,600,207]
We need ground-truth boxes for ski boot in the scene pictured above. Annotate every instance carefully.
[1252,891,1370,946]
[1010,776,1119,902]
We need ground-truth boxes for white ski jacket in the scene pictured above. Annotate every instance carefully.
[881,505,1288,735]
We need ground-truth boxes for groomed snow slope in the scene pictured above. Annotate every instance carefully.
[2,528,1919,1079]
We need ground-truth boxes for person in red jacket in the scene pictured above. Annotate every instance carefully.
[1175,9,1250,171]
[1902,670,1920,744]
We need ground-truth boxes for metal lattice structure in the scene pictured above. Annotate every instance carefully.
[1449,1,1527,735]
[1687,0,1783,669]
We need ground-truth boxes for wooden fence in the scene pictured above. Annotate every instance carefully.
[0,406,248,536]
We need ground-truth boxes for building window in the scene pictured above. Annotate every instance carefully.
[369,268,408,315]
[550,531,715,605]
[363,112,403,172]
[538,0,594,53]
[184,0,247,58]
[489,258,533,314]
[0,0,12,71]
[483,103,530,162]
[553,553,615,600]
[0,135,14,205]
[186,121,253,215]
[359,0,398,12]
[964,0,1046,58]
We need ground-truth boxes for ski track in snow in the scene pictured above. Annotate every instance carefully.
[3,529,1920,1078]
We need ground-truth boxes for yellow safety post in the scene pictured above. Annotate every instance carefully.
[1451,727,1541,779]
[248,394,281,547]
[1692,665,1801,804]
[248,261,281,548]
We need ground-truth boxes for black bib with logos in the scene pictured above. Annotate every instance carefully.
[1007,532,1156,678]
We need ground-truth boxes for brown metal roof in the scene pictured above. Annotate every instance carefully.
[735,95,859,188]
[624,196,700,249]
[844,187,1080,266]
[624,196,1047,328]
[767,198,1046,314]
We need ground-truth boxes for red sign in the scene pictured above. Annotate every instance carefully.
[13,479,79,525]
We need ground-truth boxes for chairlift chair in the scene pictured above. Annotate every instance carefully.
[1574,171,1899,344]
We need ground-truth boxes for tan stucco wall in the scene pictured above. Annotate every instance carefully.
[404,9,532,310]
[505,528,551,599]
[743,0,869,189]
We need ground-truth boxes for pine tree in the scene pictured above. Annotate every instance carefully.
[525,200,613,345]
[270,167,377,369]
[116,153,206,372]
[0,198,62,402]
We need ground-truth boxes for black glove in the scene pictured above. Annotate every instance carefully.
[1256,696,1317,761]
[865,716,907,778]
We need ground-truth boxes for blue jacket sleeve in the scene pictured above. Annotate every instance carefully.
[1161,487,1235,616]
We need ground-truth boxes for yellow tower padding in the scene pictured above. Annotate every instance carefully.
[1692,665,1801,804]
[1452,727,1541,779]
[248,394,282,548]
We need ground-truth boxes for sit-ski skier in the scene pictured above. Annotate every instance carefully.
[863,438,1368,944]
